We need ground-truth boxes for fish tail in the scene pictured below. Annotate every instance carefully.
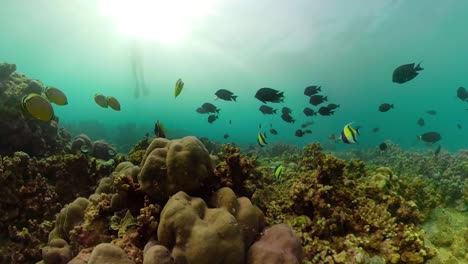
[416,62,424,71]
[324,96,328,101]
[216,109,220,113]
[318,86,321,91]
[231,95,237,101]
[273,109,277,114]
[416,135,421,141]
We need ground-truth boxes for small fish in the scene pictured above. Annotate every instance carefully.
[208,114,218,124]
[304,85,321,96]
[301,121,314,128]
[372,127,380,133]
[392,62,423,84]
[255,87,284,103]
[379,142,387,151]
[259,105,277,115]
[44,86,68,105]
[417,118,425,126]
[174,78,184,98]
[282,107,292,114]
[281,113,295,123]
[303,129,312,134]
[274,165,283,181]
[328,134,338,142]
[108,149,117,157]
[21,93,54,122]
[327,103,340,110]
[456,87,468,102]
[457,123,462,129]
[154,120,166,138]
[80,145,89,154]
[378,103,394,112]
[340,123,360,144]
[318,106,334,116]
[229,120,232,125]
[215,89,237,101]
[270,128,278,135]
[257,131,267,147]
[434,145,441,157]
[107,96,121,111]
[426,110,437,115]
[196,107,208,114]
[202,103,220,113]
[418,132,441,143]
[309,95,327,106]
[295,129,304,137]
[94,93,108,108]
[224,134,229,139]
[303,107,316,117]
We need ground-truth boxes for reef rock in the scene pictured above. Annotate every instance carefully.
[138,136,213,201]
[157,188,264,264]
[42,238,72,264]
[0,62,16,79]
[246,224,303,264]
[48,197,90,242]
[143,245,174,264]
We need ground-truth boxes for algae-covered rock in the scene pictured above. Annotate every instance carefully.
[143,245,174,264]
[48,197,90,242]
[42,238,72,264]
[0,62,16,79]
[87,243,134,264]
[138,136,213,201]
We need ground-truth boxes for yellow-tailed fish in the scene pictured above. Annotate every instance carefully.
[21,93,54,122]
[257,131,267,147]
[274,165,283,181]
[174,78,184,98]
[107,96,121,111]
[154,120,166,138]
[340,123,360,144]
[44,86,68,105]
[94,93,108,108]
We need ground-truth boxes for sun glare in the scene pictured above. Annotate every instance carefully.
[99,0,215,44]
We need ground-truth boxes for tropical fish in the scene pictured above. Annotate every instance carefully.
[426,110,437,115]
[202,103,220,113]
[434,145,441,157]
[208,114,218,124]
[379,142,387,151]
[44,86,68,105]
[80,144,89,154]
[215,89,237,101]
[257,131,267,147]
[372,127,380,133]
[174,78,184,98]
[94,94,108,108]
[196,107,208,114]
[417,118,425,126]
[309,95,327,106]
[303,107,316,116]
[224,134,229,139]
[21,93,54,122]
[107,96,121,111]
[274,165,283,181]
[327,103,340,110]
[456,87,468,102]
[255,88,284,103]
[269,128,278,135]
[281,113,295,123]
[229,120,232,125]
[418,132,441,143]
[259,105,277,114]
[392,62,423,84]
[457,123,462,129]
[304,85,321,96]
[301,121,314,128]
[154,120,166,138]
[295,129,311,137]
[282,107,292,114]
[318,106,334,116]
[108,149,117,157]
[378,103,394,112]
[340,123,360,144]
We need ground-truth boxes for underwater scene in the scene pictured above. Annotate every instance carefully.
[0,0,467,263]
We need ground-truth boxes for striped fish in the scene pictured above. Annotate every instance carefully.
[340,123,360,144]
[257,131,267,147]
[274,165,283,181]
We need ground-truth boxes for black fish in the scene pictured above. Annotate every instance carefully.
[457,123,462,129]
[303,107,316,116]
[378,103,394,112]
[303,129,311,134]
[259,105,277,114]
[196,107,208,114]
[295,129,304,137]
[456,87,468,102]
[301,121,313,128]
[327,103,340,110]
[229,120,232,125]
[379,142,387,151]
[282,107,292,114]
[202,103,220,113]
[281,113,295,123]
[392,62,423,84]
[418,132,441,143]
[215,89,238,101]
[309,95,327,106]
[224,134,229,139]
[426,110,437,115]
[434,145,441,157]
[208,114,218,124]
[304,85,321,96]
[417,118,425,127]
[372,127,380,133]
[318,106,334,116]
[255,87,284,103]
[270,128,278,135]
[154,120,166,138]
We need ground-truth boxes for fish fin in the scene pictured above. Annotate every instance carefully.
[416,61,424,71]
[216,109,220,113]
[324,96,328,101]
[231,95,237,101]
[416,135,421,141]
[318,86,321,91]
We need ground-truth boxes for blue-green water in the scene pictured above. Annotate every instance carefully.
[2,0,468,152]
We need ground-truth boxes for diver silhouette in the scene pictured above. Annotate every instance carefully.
[130,41,148,97]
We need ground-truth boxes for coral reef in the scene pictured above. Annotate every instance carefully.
[70,134,117,160]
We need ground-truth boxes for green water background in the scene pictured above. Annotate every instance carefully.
[1,0,467,152]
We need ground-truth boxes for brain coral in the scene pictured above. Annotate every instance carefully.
[138,136,213,201]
